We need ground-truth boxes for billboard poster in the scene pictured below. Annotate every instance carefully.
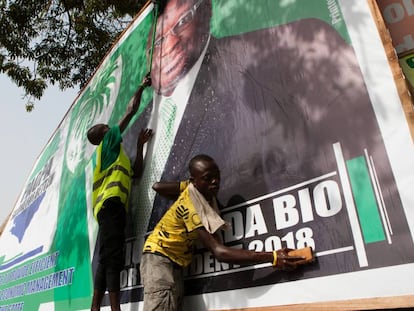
[376,0,414,102]
[1,0,414,310]
[399,52,414,93]
[376,0,414,56]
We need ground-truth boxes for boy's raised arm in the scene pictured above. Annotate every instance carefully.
[119,74,151,133]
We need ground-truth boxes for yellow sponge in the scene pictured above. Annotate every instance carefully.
[288,247,314,265]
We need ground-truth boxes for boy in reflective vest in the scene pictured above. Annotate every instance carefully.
[87,75,152,311]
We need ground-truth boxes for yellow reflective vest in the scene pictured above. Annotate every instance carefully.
[92,142,132,219]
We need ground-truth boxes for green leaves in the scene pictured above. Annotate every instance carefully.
[0,0,147,110]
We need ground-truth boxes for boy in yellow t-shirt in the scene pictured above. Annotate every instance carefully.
[140,154,308,311]
[143,182,202,267]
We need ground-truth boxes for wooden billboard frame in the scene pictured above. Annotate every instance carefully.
[211,294,414,311]
[1,1,413,310]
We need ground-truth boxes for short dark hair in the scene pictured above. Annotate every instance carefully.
[157,0,203,15]
[86,123,108,145]
[156,0,168,15]
[189,154,214,174]
[86,124,99,142]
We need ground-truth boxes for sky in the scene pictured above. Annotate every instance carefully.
[0,75,79,227]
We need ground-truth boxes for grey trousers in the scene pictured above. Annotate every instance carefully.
[140,253,184,311]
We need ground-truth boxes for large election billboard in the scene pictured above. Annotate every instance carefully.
[1,0,414,310]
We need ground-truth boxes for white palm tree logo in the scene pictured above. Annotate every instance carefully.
[65,55,123,173]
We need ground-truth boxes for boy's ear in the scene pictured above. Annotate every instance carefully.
[189,176,194,182]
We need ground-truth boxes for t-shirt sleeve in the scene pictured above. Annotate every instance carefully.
[180,189,204,233]
[179,180,190,192]
[100,125,122,170]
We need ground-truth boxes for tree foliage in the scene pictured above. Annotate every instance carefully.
[0,0,147,110]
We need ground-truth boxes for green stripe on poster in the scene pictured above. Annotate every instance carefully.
[346,156,385,243]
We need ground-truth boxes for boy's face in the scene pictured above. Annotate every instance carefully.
[190,159,220,201]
